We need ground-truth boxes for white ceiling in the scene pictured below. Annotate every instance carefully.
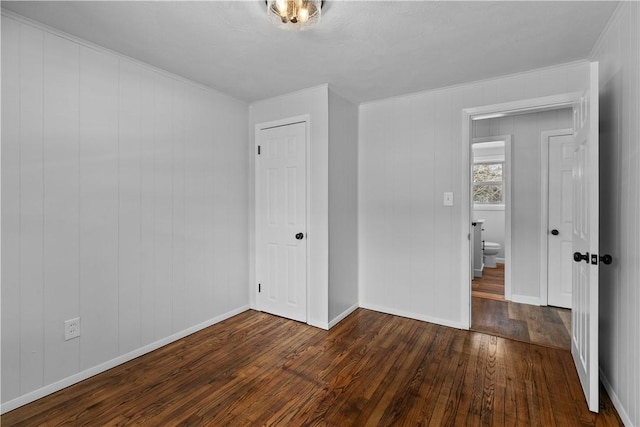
[2,1,618,104]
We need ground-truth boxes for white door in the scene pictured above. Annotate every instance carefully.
[547,133,574,308]
[571,61,599,413]
[256,122,307,322]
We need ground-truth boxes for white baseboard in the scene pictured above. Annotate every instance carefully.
[510,294,541,306]
[0,305,250,414]
[600,369,634,426]
[307,320,329,330]
[328,303,359,329]
[360,302,463,330]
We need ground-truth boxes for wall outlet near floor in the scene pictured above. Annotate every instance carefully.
[64,317,81,341]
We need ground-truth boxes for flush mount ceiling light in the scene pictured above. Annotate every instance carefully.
[267,0,324,31]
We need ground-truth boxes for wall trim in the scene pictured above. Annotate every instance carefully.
[0,305,250,414]
[328,303,359,329]
[360,303,463,330]
[588,1,625,60]
[510,295,541,306]
[360,60,589,107]
[600,369,633,427]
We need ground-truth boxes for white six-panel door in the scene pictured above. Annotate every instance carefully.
[571,62,599,413]
[547,133,574,309]
[256,122,307,322]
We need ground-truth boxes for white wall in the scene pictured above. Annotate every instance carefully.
[249,85,330,329]
[328,89,358,324]
[474,110,572,301]
[359,61,589,328]
[591,2,640,426]
[1,14,249,410]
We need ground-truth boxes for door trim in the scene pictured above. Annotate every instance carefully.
[539,128,573,306]
[461,93,581,329]
[254,115,311,322]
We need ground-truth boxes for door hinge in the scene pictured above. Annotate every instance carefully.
[258,283,261,293]
[257,145,261,155]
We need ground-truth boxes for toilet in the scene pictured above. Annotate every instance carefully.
[483,241,501,268]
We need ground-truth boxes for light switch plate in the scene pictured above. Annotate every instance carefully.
[443,192,454,206]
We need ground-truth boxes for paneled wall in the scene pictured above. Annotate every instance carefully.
[591,2,640,425]
[1,15,249,408]
[328,89,358,324]
[474,109,572,302]
[359,61,589,327]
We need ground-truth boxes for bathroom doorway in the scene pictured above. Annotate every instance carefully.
[470,136,511,302]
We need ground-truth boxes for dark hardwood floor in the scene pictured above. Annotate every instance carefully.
[472,263,506,301]
[2,309,622,426]
[472,263,571,350]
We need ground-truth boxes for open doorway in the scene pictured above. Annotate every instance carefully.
[469,109,574,350]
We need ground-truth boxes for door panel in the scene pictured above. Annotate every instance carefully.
[256,122,307,322]
[571,62,599,413]
[548,134,574,308]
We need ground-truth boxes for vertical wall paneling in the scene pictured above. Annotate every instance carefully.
[118,59,143,354]
[18,23,45,394]
[591,2,640,425]
[153,73,174,340]
[1,16,23,402]
[433,91,454,320]
[226,102,249,310]
[139,66,156,346]
[183,86,208,325]
[171,80,186,333]
[42,32,81,384]
[79,46,120,370]
[327,89,358,323]
[1,13,249,410]
[204,95,216,316]
[212,98,231,315]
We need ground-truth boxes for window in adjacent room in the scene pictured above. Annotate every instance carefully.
[473,162,504,205]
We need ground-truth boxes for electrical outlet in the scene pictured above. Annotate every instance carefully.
[64,317,81,341]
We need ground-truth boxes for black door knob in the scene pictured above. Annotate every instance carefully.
[551,229,559,236]
[295,233,304,240]
[573,251,589,263]
[599,254,613,265]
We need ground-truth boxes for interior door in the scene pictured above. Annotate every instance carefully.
[547,133,574,308]
[571,61,599,413]
[256,121,307,322]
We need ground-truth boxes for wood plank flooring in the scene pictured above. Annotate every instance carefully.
[2,309,622,426]
[472,264,505,301]
[471,263,572,350]
[472,297,572,350]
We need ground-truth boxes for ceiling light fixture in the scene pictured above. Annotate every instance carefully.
[267,0,324,31]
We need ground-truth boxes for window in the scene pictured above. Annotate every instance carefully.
[473,162,504,205]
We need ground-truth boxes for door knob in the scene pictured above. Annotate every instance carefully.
[295,233,304,240]
[573,251,589,263]
[599,254,613,265]
[551,229,559,235]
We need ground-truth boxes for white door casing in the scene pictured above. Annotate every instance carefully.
[256,121,307,322]
[547,133,574,308]
[571,61,599,413]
